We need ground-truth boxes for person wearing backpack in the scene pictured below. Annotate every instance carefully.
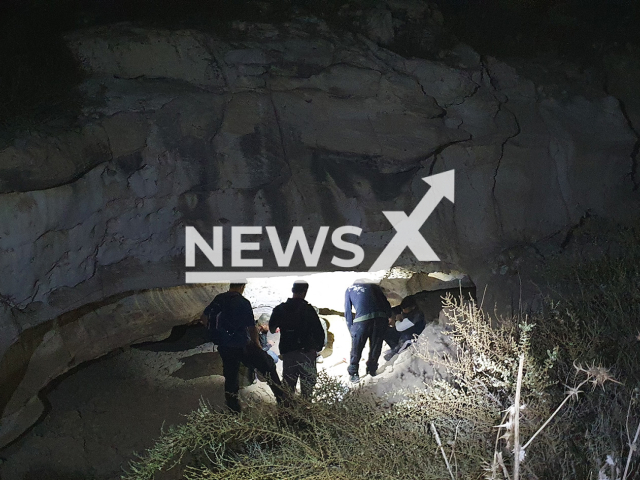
[269,281,325,399]
[201,283,284,413]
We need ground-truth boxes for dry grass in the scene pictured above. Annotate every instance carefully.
[124,222,640,480]
[123,296,564,480]
[123,372,450,480]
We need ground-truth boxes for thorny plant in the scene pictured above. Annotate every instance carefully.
[124,294,639,479]
[533,221,640,477]
[390,294,562,479]
[487,358,625,480]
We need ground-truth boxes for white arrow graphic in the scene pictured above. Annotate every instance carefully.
[368,169,455,272]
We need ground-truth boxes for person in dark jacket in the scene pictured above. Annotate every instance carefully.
[269,281,325,399]
[202,283,284,413]
[344,279,392,382]
[383,296,426,361]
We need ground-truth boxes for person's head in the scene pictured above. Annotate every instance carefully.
[257,313,270,333]
[400,296,417,314]
[292,280,309,299]
[229,282,246,294]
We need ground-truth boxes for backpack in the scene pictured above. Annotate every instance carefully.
[279,301,324,352]
[206,293,248,348]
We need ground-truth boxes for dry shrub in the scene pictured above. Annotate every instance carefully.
[531,221,640,478]
[124,222,640,479]
[123,372,449,480]
[123,298,564,480]
[389,295,561,479]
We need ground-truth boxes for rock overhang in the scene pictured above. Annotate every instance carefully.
[1,17,639,447]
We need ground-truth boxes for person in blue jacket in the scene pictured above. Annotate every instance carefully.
[344,279,392,382]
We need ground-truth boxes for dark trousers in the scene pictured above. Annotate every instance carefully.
[384,327,418,356]
[218,343,284,412]
[348,317,388,376]
[282,349,317,399]
[384,326,401,354]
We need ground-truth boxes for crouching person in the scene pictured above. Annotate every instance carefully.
[384,296,426,361]
[269,281,325,399]
[202,283,284,413]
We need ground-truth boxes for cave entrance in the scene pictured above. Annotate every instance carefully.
[139,268,475,391]
[1,269,475,479]
[242,269,474,318]
[236,269,475,388]
[161,269,474,386]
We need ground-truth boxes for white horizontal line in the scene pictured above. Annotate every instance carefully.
[186,271,337,283]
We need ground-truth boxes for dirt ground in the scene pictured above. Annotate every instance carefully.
[0,315,391,480]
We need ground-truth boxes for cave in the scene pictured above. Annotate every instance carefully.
[1,0,640,477]
[0,269,474,479]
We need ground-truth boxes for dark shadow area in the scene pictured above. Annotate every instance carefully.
[0,0,85,141]
[171,351,223,380]
[1,323,210,453]
[2,0,639,142]
[414,285,477,324]
[0,347,124,452]
[134,323,210,352]
[22,468,87,480]
[437,0,640,62]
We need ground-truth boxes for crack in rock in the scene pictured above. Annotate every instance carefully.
[616,98,640,191]
[560,210,591,249]
[602,71,639,192]
[444,83,481,108]
[491,102,521,234]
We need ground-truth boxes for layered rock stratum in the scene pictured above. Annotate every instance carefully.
[1,17,638,446]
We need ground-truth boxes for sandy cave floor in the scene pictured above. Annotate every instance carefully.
[0,315,400,480]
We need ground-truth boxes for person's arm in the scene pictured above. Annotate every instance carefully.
[344,289,354,328]
[384,298,393,319]
[308,306,326,352]
[376,285,393,319]
[240,297,261,348]
[201,299,218,328]
[247,325,261,347]
[269,306,280,334]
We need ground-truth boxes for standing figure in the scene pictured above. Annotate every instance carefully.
[269,281,325,399]
[202,283,284,413]
[344,279,392,383]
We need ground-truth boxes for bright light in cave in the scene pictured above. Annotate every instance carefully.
[241,269,470,316]
[243,271,388,315]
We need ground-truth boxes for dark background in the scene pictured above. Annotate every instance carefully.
[1,0,639,136]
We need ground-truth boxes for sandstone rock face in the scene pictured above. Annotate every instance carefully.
[1,18,639,446]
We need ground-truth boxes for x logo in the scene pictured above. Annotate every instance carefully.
[368,170,455,272]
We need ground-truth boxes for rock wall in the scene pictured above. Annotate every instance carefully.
[1,18,639,446]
